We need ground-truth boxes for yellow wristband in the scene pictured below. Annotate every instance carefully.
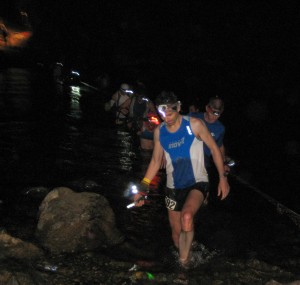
[142,177,151,185]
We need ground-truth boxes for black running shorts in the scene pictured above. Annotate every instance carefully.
[165,182,209,211]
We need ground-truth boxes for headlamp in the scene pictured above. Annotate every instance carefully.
[225,158,236,167]
[120,88,133,94]
[208,105,221,116]
[212,110,221,116]
[157,102,180,118]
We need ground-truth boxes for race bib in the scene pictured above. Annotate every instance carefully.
[165,196,177,210]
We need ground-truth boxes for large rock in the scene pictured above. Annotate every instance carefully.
[35,187,124,253]
[0,231,44,261]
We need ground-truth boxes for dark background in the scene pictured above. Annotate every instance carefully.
[2,1,299,90]
[1,0,299,210]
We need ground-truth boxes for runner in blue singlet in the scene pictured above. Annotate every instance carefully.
[133,91,230,269]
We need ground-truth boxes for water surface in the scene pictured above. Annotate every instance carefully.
[0,64,299,283]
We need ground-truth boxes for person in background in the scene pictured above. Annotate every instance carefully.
[52,61,64,83]
[132,91,230,269]
[188,103,199,113]
[105,83,133,125]
[122,86,160,150]
[0,18,9,46]
[189,96,230,172]
[189,96,230,205]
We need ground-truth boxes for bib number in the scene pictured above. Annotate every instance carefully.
[165,196,177,210]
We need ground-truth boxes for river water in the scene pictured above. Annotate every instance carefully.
[0,61,172,254]
[1,59,300,284]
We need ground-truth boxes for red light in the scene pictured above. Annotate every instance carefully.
[149,116,160,125]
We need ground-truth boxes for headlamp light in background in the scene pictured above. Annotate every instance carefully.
[123,182,139,198]
[120,88,134,94]
[225,158,236,167]
[148,116,160,125]
[71,70,80,77]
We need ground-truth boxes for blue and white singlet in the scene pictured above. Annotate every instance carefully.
[189,112,225,157]
[159,116,208,189]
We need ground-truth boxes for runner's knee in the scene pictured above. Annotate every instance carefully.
[181,211,193,231]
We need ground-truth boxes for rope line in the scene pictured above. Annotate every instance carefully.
[231,174,300,228]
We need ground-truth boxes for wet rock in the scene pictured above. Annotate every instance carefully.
[0,270,45,285]
[66,178,100,191]
[15,187,51,218]
[35,187,124,253]
[0,257,54,285]
[0,232,44,261]
[21,186,50,199]
[265,280,300,285]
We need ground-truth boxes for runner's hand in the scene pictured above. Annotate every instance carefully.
[133,180,150,207]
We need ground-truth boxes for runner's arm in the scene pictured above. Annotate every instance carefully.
[191,118,230,199]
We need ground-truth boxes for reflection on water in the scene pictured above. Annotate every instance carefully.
[68,85,82,120]
[0,65,172,256]
[1,66,300,279]
[0,68,32,119]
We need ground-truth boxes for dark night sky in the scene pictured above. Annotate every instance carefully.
[1,1,299,99]
[1,1,299,197]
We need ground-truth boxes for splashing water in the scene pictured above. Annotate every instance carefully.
[167,242,220,270]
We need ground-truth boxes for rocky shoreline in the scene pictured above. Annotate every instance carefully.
[1,186,300,285]
[1,231,300,285]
